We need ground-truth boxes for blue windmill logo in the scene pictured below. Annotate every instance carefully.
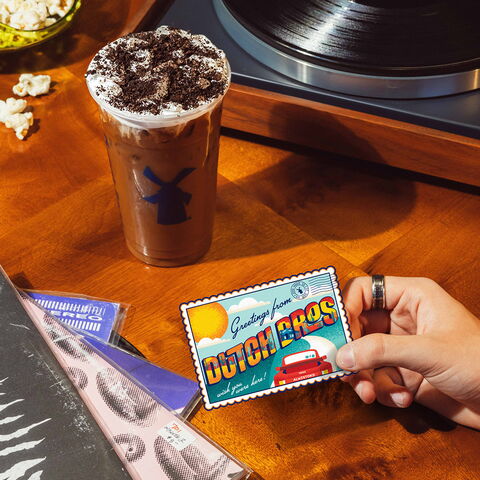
[142,166,195,225]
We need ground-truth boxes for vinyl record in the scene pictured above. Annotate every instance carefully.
[221,0,480,76]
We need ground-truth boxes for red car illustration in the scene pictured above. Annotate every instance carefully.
[273,349,333,387]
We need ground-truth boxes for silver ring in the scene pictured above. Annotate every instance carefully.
[372,275,386,310]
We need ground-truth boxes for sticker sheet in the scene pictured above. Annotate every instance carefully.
[180,266,353,409]
[0,265,250,480]
[19,296,250,480]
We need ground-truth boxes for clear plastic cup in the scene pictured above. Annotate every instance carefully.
[86,59,230,267]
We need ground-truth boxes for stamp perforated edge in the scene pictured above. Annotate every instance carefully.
[179,266,354,410]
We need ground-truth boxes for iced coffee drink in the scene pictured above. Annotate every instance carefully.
[85,27,230,266]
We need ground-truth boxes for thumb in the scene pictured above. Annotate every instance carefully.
[336,333,438,377]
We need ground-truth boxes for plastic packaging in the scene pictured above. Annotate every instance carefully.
[77,331,202,419]
[23,288,132,343]
[23,289,201,418]
[7,272,251,479]
[0,270,132,478]
[23,290,200,418]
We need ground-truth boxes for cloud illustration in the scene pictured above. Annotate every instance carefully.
[197,337,231,349]
[227,297,270,314]
[264,311,285,324]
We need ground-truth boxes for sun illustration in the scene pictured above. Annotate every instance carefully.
[188,302,228,342]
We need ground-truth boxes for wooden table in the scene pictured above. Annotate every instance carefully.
[1,1,479,478]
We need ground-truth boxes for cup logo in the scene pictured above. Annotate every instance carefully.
[143,166,195,225]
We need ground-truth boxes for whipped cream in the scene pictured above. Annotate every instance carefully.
[85,27,230,119]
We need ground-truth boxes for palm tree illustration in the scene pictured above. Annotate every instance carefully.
[143,166,195,225]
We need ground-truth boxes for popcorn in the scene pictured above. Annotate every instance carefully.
[4,111,33,139]
[0,0,74,30]
[0,97,33,140]
[13,73,51,97]
[46,0,73,17]
[9,8,44,30]
[1,72,52,140]
[0,97,27,122]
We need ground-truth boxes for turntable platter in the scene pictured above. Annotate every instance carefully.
[221,0,480,77]
[214,0,480,97]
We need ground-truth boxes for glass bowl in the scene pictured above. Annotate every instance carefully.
[0,0,81,51]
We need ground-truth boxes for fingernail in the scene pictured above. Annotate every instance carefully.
[337,345,355,370]
[391,392,407,408]
[356,382,363,398]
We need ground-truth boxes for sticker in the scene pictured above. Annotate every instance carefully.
[158,421,196,451]
[180,266,353,409]
[26,292,119,341]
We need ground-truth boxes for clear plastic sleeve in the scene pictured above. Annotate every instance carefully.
[22,288,132,344]
[73,329,202,419]
[21,288,201,418]
[7,272,251,479]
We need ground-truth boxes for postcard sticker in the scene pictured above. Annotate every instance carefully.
[180,266,353,409]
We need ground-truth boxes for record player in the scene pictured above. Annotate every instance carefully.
[150,0,480,185]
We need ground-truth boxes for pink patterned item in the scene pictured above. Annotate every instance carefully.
[20,295,250,480]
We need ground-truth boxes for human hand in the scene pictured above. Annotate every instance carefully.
[336,276,480,429]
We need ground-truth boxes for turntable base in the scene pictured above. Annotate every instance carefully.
[223,83,480,187]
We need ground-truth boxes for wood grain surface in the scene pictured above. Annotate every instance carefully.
[1,1,479,479]
[223,84,480,187]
